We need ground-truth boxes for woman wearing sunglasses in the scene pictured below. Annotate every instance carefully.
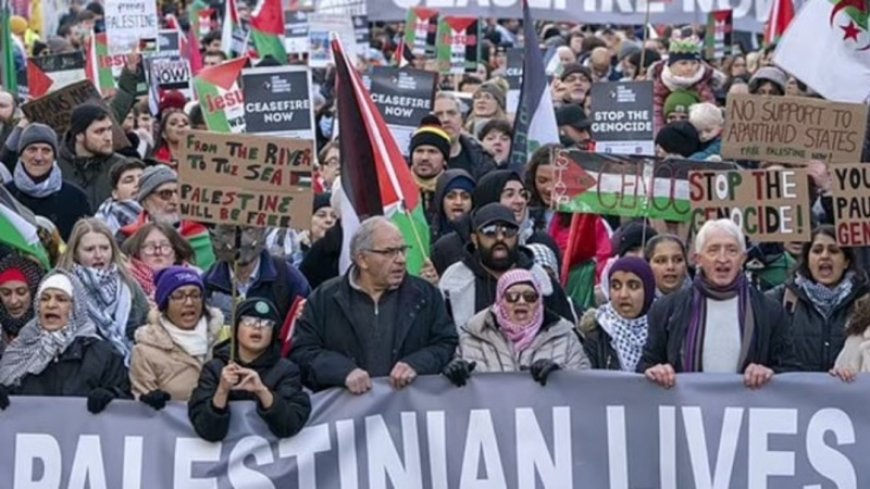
[444,269,590,387]
[188,298,311,442]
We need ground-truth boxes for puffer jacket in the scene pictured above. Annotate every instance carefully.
[458,308,590,372]
[129,308,225,400]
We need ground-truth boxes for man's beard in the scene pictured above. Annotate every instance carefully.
[84,139,112,157]
[151,210,180,225]
[479,243,518,271]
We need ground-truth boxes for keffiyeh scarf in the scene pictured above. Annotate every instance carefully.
[795,271,855,320]
[598,303,649,372]
[73,264,133,366]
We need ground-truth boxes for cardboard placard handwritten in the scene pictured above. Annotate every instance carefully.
[722,94,868,165]
[688,168,812,242]
[105,0,159,54]
[831,164,870,247]
[177,131,313,228]
[20,80,130,151]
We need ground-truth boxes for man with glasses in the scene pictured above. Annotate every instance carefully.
[119,166,216,269]
[292,216,457,394]
[439,203,574,329]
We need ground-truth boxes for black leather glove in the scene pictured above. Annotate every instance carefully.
[87,388,116,414]
[530,359,560,386]
[442,359,476,387]
[139,390,171,411]
[0,385,9,410]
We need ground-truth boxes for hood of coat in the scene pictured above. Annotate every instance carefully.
[136,307,224,352]
[212,340,282,370]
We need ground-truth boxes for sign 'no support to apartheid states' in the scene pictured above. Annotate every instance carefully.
[831,163,870,247]
[177,131,313,228]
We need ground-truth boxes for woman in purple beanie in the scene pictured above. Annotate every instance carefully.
[579,256,657,372]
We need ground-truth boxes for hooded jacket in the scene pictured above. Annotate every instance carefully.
[429,169,475,243]
[188,341,311,442]
[56,132,129,211]
[450,134,496,181]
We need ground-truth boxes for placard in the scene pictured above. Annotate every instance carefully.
[704,9,733,61]
[21,80,130,151]
[436,16,480,75]
[147,57,192,99]
[308,14,357,68]
[590,81,655,155]
[368,66,437,155]
[831,164,870,247]
[177,131,313,228]
[284,10,309,54]
[241,66,315,139]
[157,29,181,56]
[505,48,523,114]
[104,0,159,54]
[688,168,812,242]
[722,94,868,165]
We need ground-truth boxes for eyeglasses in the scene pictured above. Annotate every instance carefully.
[155,188,178,201]
[141,243,172,256]
[239,316,276,330]
[365,245,411,259]
[504,290,540,304]
[169,290,203,303]
[478,224,519,239]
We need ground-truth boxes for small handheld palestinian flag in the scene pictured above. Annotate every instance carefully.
[436,16,480,75]
[403,7,438,58]
[704,10,732,61]
[193,57,247,133]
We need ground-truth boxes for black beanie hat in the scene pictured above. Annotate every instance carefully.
[655,121,701,158]
[409,115,451,162]
[613,221,658,257]
[473,169,522,208]
[235,298,281,336]
[68,104,111,139]
[313,192,332,213]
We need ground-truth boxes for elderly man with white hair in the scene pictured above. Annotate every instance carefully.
[638,219,798,388]
[688,102,725,161]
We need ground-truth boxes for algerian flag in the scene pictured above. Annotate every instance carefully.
[774,0,870,103]
[250,0,287,63]
[193,57,247,133]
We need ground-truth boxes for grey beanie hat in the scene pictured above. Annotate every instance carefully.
[18,123,58,156]
[137,165,178,203]
[749,67,787,95]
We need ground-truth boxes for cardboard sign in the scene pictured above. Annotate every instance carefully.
[688,168,812,242]
[104,0,159,54]
[831,164,870,247]
[241,66,315,139]
[177,131,314,228]
[552,150,737,222]
[590,81,655,155]
[505,48,523,114]
[368,66,437,155]
[21,80,130,151]
[284,11,310,54]
[722,94,869,165]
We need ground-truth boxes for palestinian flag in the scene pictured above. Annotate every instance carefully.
[509,0,559,170]
[1,1,17,95]
[26,51,86,98]
[250,0,287,63]
[332,35,430,276]
[189,0,214,38]
[704,10,733,61]
[193,57,247,133]
[0,186,49,268]
[86,32,117,95]
[436,16,480,75]
[764,0,795,45]
[221,0,248,57]
[403,7,438,58]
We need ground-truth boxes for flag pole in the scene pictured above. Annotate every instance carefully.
[230,225,241,364]
[639,1,653,77]
[402,201,429,260]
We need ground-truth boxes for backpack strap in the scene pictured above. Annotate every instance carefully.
[782,287,798,314]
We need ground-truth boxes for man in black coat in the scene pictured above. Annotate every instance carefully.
[291,216,458,394]
[639,219,799,389]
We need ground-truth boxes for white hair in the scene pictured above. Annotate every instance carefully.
[689,102,724,140]
[694,218,745,254]
[349,216,398,260]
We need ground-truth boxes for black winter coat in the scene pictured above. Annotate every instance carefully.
[299,223,342,290]
[450,134,496,181]
[188,342,311,442]
[57,134,129,211]
[6,180,92,240]
[10,337,130,398]
[637,286,800,373]
[582,322,622,371]
[767,277,869,372]
[290,273,458,391]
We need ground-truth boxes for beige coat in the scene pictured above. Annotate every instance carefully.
[458,309,590,372]
[834,329,870,373]
[129,308,224,400]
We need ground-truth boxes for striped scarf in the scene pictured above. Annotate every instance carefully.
[683,273,755,373]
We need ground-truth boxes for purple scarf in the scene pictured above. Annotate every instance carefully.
[683,272,755,372]
[493,269,545,353]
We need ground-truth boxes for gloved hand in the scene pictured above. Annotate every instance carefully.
[87,388,116,414]
[442,359,476,387]
[529,359,560,386]
[139,390,171,410]
[0,385,10,410]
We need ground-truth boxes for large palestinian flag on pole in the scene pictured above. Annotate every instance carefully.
[332,35,430,276]
[250,0,287,63]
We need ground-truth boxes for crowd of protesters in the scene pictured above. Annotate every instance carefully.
[0,0,869,445]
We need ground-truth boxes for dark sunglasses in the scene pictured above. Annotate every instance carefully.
[504,290,540,304]
[478,224,519,239]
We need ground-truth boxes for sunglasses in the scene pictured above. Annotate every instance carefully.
[478,224,519,239]
[504,290,540,304]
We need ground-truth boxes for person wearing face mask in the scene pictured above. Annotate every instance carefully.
[649,40,720,136]
[0,270,131,413]
[439,203,574,329]
[204,225,311,324]
[768,225,869,374]
[640,219,799,389]
[129,267,224,407]
[6,123,92,240]
[119,166,216,269]
[95,159,145,235]
[429,170,476,244]
[0,254,44,357]
[444,268,590,387]
[189,298,311,441]
[580,257,656,371]
[57,219,150,365]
